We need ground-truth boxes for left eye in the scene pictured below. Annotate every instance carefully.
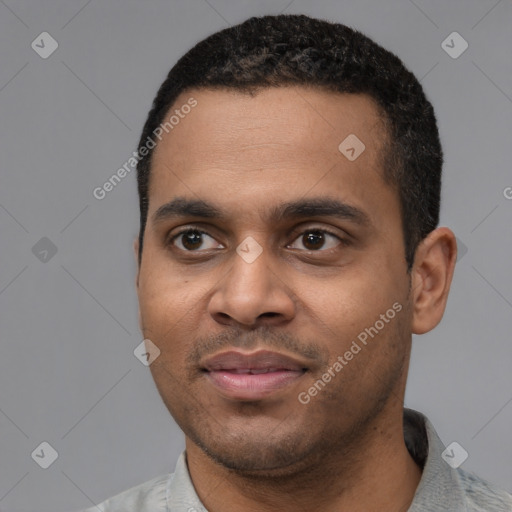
[287,230,342,251]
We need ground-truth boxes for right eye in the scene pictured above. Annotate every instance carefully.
[169,228,224,252]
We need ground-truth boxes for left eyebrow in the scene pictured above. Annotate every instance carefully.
[268,197,372,228]
[152,196,372,228]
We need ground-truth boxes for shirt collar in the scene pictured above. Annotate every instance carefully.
[405,408,468,511]
[166,408,467,511]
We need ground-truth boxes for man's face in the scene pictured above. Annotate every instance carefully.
[136,87,413,474]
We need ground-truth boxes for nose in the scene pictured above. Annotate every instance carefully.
[207,244,296,328]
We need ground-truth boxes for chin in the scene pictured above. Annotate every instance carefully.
[187,419,322,476]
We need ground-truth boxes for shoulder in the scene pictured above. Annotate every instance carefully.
[79,472,171,512]
[404,409,512,511]
[457,468,512,512]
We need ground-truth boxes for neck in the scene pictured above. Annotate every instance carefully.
[185,407,423,512]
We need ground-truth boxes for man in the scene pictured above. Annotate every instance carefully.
[83,13,512,512]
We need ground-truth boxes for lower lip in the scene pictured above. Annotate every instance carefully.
[205,370,305,400]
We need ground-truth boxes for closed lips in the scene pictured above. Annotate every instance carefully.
[201,350,309,400]
[223,368,289,374]
[201,350,308,373]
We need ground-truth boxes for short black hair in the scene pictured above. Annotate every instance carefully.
[136,14,442,271]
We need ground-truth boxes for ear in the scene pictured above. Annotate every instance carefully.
[133,237,143,332]
[133,237,140,288]
[410,227,457,334]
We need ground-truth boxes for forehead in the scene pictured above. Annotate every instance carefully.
[148,86,397,230]
[153,86,386,169]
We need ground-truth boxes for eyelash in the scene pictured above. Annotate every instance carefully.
[167,225,350,253]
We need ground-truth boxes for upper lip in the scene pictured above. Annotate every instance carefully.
[201,350,307,372]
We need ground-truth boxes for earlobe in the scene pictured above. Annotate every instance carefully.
[138,307,143,334]
[410,227,457,335]
[133,237,143,332]
[133,237,140,288]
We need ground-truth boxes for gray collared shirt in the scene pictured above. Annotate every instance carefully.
[81,408,512,511]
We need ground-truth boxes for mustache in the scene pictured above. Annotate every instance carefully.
[185,324,329,369]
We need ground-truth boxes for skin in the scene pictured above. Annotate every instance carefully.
[134,86,457,512]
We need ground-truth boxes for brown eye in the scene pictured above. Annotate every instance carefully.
[302,231,326,250]
[170,229,222,251]
[288,229,342,251]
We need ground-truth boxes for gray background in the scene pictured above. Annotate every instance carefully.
[0,0,511,510]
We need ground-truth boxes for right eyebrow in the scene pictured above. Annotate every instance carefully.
[152,198,225,224]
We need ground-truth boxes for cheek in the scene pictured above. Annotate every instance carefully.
[301,267,399,332]
[137,259,199,342]
[139,242,198,302]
